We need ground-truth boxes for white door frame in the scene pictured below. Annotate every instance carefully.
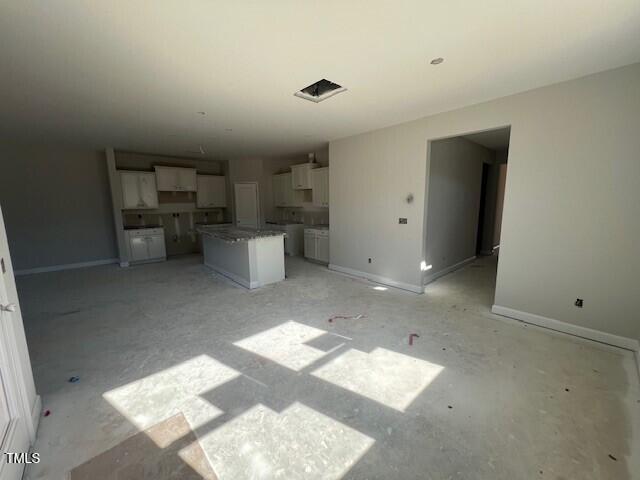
[234,182,260,228]
[0,206,39,479]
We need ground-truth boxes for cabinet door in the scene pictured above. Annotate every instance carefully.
[138,173,158,208]
[311,168,329,207]
[129,236,149,261]
[304,233,316,259]
[291,166,303,190]
[321,169,329,207]
[120,172,142,209]
[196,176,212,207]
[155,166,197,191]
[210,176,227,207]
[146,235,166,259]
[154,166,178,191]
[316,236,329,263]
[178,168,197,191]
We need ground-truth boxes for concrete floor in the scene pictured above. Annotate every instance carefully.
[17,254,640,480]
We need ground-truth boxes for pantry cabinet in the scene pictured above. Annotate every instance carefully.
[290,163,317,190]
[311,167,329,207]
[154,166,197,192]
[197,175,227,208]
[120,171,158,209]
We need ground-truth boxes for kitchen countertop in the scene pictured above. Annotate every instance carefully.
[304,224,329,230]
[196,225,285,243]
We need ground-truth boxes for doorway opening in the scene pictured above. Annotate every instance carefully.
[423,126,510,298]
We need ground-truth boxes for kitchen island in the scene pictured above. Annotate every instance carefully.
[197,225,286,289]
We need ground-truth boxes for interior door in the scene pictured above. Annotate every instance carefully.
[234,183,259,229]
[0,209,32,480]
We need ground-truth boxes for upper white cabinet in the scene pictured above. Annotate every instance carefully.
[120,171,158,209]
[154,166,197,192]
[311,167,329,207]
[273,173,304,207]
[197,175,227,208]
[290,163,317,190]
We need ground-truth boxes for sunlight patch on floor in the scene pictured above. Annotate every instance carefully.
[233,321,330,371]
[103,355,240,446]
[311,347,443,411]
[190,401,374,480]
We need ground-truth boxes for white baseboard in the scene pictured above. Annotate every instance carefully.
[492,305,640,352]
[204,262,258,289]
[15,258,118,276]
[328,264,423,293]
[423,256,476,287]
[30,395,41,442]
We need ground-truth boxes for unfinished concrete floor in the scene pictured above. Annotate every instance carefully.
[18,254,640,480]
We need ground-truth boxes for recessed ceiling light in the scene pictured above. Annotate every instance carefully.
[430,57,444,65]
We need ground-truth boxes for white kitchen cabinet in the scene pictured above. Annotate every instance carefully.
[126,227,166,263]
[273,173,304,207]
[197,175,227,208]
[311,167,329,207]
[304,228,329,264]
[304,232,316,259]
[290,163,317,190]
[154,166,197,192]
[120,171,158,209]
[146,234,167,259]
[316,235,329,263]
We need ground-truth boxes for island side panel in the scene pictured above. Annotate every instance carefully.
[252,236,286,287]
[202,236,253,288]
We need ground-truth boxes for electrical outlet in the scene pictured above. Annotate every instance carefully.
[399,218,408,224]
[574,298,584,308]
[368,258,372,263]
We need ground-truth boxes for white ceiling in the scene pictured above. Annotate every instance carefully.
[1,1,639,159]
[462,128,511,151]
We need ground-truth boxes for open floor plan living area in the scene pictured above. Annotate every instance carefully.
[0,1,639,479]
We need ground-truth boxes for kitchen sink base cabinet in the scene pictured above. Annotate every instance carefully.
[125,228,166,264]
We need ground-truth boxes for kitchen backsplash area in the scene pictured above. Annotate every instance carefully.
[275,208,329,226]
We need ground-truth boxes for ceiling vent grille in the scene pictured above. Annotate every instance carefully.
[294,79,346,103]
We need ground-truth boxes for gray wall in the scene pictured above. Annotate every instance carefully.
[0,141,117,271]
[329,62,640,343]
[424,137,488,279]
[493,161,507,247]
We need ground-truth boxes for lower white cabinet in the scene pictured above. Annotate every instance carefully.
[126,228,166,263]
[304,228,329,263]
[120,171,158,209]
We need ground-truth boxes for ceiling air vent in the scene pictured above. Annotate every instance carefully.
[294,79,346,103]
